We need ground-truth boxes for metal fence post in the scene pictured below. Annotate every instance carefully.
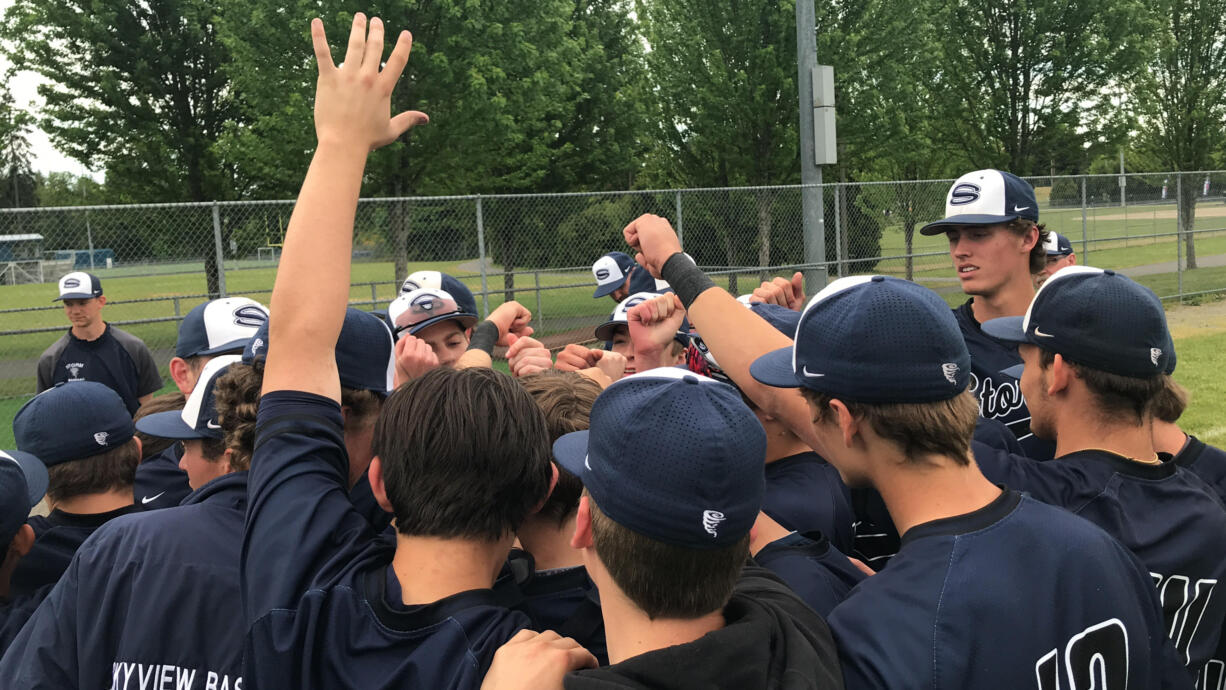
[675,191,684,247]
[833,185,843,277]
[475,196,490,317]
[534,271,543,323]
[1177,173,1184,301]
[370,282,378,305]
[1080,176,1088,262]
[211,203,227,297]
[85,210,95,270]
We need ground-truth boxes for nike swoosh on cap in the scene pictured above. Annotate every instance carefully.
[206,420,221,429]
[141,492,166,505]
[1033,327,1055,338]
[1014,205,1030,212]
[801,365,825,378]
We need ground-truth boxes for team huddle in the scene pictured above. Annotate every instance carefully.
[2,15,1225,690]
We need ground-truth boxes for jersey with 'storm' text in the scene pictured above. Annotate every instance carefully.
[828,490,1190,689]
[36,324,162,415]
[953,299,1056,460]
[975,444,1226,680]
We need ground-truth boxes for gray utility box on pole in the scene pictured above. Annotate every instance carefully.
[812,65,837,166]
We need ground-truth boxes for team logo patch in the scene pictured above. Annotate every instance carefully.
[250,338,264,355]
[63,277,81,289]
[93,432,109,446]
[400,279,421,293]
[66,363,83,377]
[942,362,960,384]
[411,294,439,311]
[621,295,648,314]
[949,183,981,206]
[233,305,268,328]
[595,268,610,281]
[1150,348,1162,366]
[702,510,726,538]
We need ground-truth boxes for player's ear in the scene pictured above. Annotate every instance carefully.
[1048,354,1073,395]
[168,357,193,394]
[97,295,107,307]
[221,448,235,475]
[10,524,35,560]
[570,495,594,550]
[368,456,394,513]
[528,463,559,515]
[831,399,859,447]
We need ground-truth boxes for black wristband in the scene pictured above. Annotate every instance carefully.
[661,252,717,309]
[467,320,499,354]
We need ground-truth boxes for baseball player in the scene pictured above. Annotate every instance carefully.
[133,297,268,511]
[37,271,162,414]
[484,367,842,689]
[1152,377,1226,504]
[0,356,249,687]
[0,449,48,653]
[589,251,661,302]
[1035,231,1077,287]
[976,266,1226,679]
[920,169,1056,459]
[240,17,551,688]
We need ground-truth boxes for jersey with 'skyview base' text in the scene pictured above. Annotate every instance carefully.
[242,392,531,690]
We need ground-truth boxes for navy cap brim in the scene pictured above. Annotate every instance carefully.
[593,282,620,299]
[188,339,251,358]
[5,450,48,509]
[749,346,803,388]
[594,320,623,341]
[52,293,96,301]
[135,410,213,440]
[405,313,479,336]
[1000,363,1026,379]
[920,213,1021,236]
[552,430,591,480]
[981,316,1028,343]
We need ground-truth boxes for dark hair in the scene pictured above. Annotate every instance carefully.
[1151,376,1189,424]
[801,388,978,462]
[133,392,186,460]
[518,371,602,525]
[373,367,552,540]
[1038,349,1163,425]
[589,497,748,619]
[1004,219,1049,274]
[46,438,141,503]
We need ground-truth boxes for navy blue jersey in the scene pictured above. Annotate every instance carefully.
[0,584,53,657]
[243,391,531,690]
[829,489,1190,689]
[753,530,865,616]
[9,504,142,598]
[1175,436,1226,506]
[0,472,248,689]
[954,299,1056,459]
[975,444,1226,675]
[513,560,608,666]
[132,443,192,510]
[763,452,854,553]
[36,325,162,415]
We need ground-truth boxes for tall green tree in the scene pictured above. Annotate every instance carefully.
[0,84,36,210]
[1133,0,1226,269]
[2,0,240,294]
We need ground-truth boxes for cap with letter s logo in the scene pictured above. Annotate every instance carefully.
[949,183,981,206]
[233,304,269,329]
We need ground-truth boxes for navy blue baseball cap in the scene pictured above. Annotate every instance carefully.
[1043,232,1074,256]
[552,368,766,549]
[921,169,1039,235]
[982,266,1172,379]
[14,382,137,467]
[53,271,103,301]
[749,302,802,336]
[243,308,395,395]
[591,252,638,298]
[136,355,240,440]
[626,264,664,295]
[0,450,47,547]
[400,271,479,318]
[750,276,971,402]
[175,298,269,358]
[388,288,480,338]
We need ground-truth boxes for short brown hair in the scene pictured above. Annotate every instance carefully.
[589,497,747,619]
[801,388,978,462]
[134,392,186,460]
[46,438,141,504]
[1038,349,1163,425]
[1004,219,1049,274]
[519,371,602,524]
[1151,376,1189,424]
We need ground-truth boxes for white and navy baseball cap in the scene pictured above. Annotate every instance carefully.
[136,355,240,440]
[552,368,766,549]
[243,308,395,395]
[982,266,1172,379]
[175,298,269,359]
[591,252,637,298]
[14,382,136,466]
[1043,232,1074,256]
[388,288,480,338]
[399,271,479,317]
[0,449,47,546]
[751,276,971,402]
[53,271,103,301]
[920,169,1040,235]
[594,291,691,346]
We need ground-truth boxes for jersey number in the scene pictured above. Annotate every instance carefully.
[1152,573,1217,665]
[1035,619,1128,690]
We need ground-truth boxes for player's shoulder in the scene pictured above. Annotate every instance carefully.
[106,324,152,352]
[37,332,72,361]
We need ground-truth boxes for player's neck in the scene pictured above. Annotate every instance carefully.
[71,320,107,341]
[1054,414,1159,463]
[516,515,583,571]
[969,276,1034,323]
[764,430,812,464]
[596,578,725,665]
[49,488,133,516]
[873,456,1003,538]
[391,534,513,606]
[1151,419,1190,457]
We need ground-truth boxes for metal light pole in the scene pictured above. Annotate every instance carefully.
[796,0,827,291]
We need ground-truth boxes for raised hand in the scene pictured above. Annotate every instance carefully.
[592,349,626,381]
[622,214,683,279]
[480,630,597,690]
[485,301,534,346]
[506,335,553,378]
[393,333,440,387]
[554,344,602,372]
[310,14,428,151]
[627,293,687,373]
[750,272,806,311]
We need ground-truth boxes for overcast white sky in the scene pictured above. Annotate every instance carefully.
[0,0,96,177]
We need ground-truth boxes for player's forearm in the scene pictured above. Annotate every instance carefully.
[265,142,368,397]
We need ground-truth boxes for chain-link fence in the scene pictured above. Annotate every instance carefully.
[2,170,1225,405]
